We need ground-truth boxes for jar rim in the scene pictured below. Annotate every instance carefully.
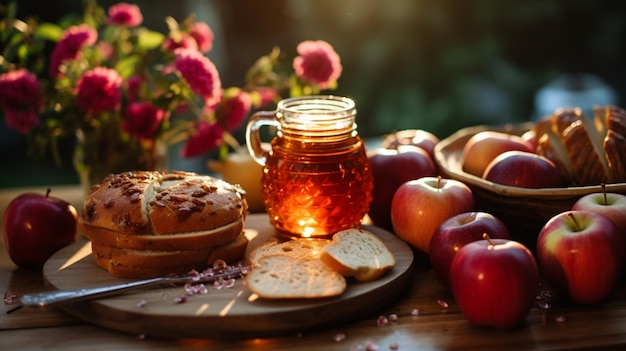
[277,95,355,114]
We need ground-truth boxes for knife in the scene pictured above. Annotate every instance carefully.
[20,265,248,308]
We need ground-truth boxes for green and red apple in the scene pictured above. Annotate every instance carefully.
[391,176,474,253]
[536,210,624,305]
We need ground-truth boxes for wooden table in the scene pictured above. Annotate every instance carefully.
[2,185,626,350]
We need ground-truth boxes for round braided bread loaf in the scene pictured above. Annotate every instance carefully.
[78,170,248,278]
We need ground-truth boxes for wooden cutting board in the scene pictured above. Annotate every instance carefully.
[42,214,414,339]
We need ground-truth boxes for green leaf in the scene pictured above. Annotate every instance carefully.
[16,43,29,61]
[137,29,165,50]
[35,22,63,42]
[115,55,141,78]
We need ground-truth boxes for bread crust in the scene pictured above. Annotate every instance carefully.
[79,217,244,251]
[91,233,249,279]
[81,171,247,235]
[605,130,626,181]
[320,228,396,282]
[92,241,214,269]
[561,120,610,185]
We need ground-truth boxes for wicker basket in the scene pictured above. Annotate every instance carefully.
[433,123,626,250]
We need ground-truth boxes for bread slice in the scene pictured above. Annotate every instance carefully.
[562,120,611,185]
[92,232,249,279]
[244,255,347,299]
[604,129,626,181]
[601,106,626,182]
[92,242,214,269]
[605,105,626,136]
[247,238,330,267]
[206,233,249,266]
[320,228,396,282]
[79,217,244,251]
[534,118,578,185]
[93,256,202,279]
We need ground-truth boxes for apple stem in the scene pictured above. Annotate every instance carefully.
[601,183,608,205]
[482,233,495,246]
[436,175,442,189]
[45,188,51,198]
[568,212,581,231]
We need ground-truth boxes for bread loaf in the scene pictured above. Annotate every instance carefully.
[79,171,249,278]
[533,105,626,186]
[320,228,396,282]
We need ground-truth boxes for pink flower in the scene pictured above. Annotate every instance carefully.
[49,24,97,77]
[126,74,144,102]
[174,48,222,109]
[216,90,252,132]
[181,120,224,158]
[163,34,198,53]
[107,2,143,27]
[0,69,42,108]
[3,107,40,133]
[97,40,115,60]
[122,101,167,140]
[75,67,123,114]
[190,22,214,53]
[292,40,342,89]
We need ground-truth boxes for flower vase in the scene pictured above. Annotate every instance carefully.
[73,126,168,194]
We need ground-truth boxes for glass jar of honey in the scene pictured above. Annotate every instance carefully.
[246,95,373,238]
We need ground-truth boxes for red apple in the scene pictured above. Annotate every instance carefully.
[571,188,626,236]
[3,189,78,268]
[462,131,534,177]
[382,129,440,158]
[429,211,511,290]
[536,210,624,305]
[482,150,563,188]
[368,145,437,231]
[391,176,474,253]
[450,235,539,329]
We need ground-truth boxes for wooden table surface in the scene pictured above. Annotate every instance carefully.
[2,185,626,350]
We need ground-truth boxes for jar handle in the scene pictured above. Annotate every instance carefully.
[245,111,279,166]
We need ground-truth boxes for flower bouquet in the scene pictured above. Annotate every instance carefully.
[0,1,342,188]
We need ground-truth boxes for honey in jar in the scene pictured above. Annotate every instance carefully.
[246,95,373,237]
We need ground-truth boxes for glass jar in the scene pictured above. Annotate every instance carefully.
[246,95,373,238]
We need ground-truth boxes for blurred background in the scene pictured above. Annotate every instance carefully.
[2,0,626,187]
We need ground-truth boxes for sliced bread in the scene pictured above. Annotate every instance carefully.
[320,228,396,282]
[244,255,347,299]
[79,218,244,251]
[91,232,249,279]
[247,238,330,267]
